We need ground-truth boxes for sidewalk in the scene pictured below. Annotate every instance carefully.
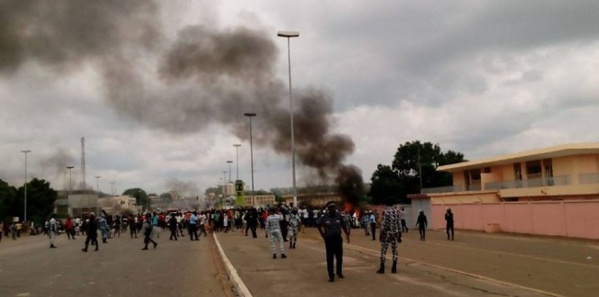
[214,226,596,297]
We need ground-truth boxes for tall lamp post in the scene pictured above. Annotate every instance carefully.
[95,176,101,196]
[66,166,74,196]
[21,150,31,222]
[227,160,233,183]
[222,171,228,195]
[233,144,241,181]
[244,113,257,192]
[277,30,300,207]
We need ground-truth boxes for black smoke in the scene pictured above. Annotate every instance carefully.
[1,1,363,200]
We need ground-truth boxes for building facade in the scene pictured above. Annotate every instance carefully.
[411,143,599,239]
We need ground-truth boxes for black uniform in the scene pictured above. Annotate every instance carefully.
[317,209,349,282]
[416,211,428,241]
[82,216,99,252]
[244,209,259,238]
[168,215,178,241]
[445,209,454,240]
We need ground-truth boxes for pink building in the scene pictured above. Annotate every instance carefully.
[410,143,599,239]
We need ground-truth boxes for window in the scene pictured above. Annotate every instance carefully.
[526,161,542,177]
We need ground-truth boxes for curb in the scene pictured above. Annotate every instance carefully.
[213,233,253,297]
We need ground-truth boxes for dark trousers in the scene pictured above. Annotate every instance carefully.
[84,234,98,250]
[446,223,454,240]
[401,219,408,233]
[419,226,426,240]
[130,226,137,238]
[370,223,376,240]
[144,231,157,247]
[246,223,257,238]
[169,227,178,240]
[188,224,198,240]
[281,221,288,241]
[324,236,343,278]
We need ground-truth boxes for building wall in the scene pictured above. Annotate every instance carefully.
[430,200,599,239]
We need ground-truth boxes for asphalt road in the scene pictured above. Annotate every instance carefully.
[1,226,598,297]
[215,227,599,297]
[0,231,234,297]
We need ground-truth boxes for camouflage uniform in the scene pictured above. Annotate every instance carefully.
[377,206,402,274]
[265,212,286,258]
[288,212,301,249]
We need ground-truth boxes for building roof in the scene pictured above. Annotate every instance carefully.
[437,143,599,172]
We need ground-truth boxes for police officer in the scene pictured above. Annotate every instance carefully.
[377,204,402,274]
[317,201,350,282]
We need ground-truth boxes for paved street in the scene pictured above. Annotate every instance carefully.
[216,227,599,297]
[0,232,234,297]
[1,227,598,297]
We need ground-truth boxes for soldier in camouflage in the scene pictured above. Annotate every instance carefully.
[376,204,402,274]
[288,207,301,249]
[265,207,287,259]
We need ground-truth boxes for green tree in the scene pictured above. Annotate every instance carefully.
[14,178,57,223]
[369,165,402,205]
[123,188,148,209]
[0,179,18,221]
[369,141,465,205]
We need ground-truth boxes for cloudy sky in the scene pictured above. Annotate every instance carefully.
[1,1,598,198]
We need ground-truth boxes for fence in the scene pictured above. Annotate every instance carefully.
[431,200,599,239]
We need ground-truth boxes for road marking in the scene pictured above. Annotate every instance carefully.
[346,244,566,297]
[213,233,253,297]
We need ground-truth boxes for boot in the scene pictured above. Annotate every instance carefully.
[391,261,397,273]
[50,244,56,248]
[281,254,287,259]
[376,261,385,274]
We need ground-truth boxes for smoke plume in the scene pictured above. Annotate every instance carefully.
[1,1,364,203]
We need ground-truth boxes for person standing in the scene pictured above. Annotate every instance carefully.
[399,206,409,233]
[265,207,286,259]
[445,208,455,240]
[244,208,259,238]
[376,205,402,274]
[48,214,58,248]
[317,201,350,283]
[188,211,199,241]
[369,211,377,241]
[362,211,370,236]
[416,210,428,241]
[82,213,99,252]
[168,213,178,241]
[65,217,75,240]
[142,213,158,250]
[288,207,301,249]
[98,215,110,243]
[198,211,208,237]
[129,215,138,238]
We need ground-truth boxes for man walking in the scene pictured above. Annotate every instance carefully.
[369,210,377,241]
[265,207,286,259]
[317,202,350,283]
[168,213,178,241]
[416,210,428,241]
[445,208,455,240]
[48,214,58,248]
[288,207,301,249]
[376,204,402,274]
[399,206,409,233]
[188,211,199,241]
[82,213,99,252]
[244,207,259,238]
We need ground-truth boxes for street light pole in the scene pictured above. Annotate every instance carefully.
[277,30,300,207]
[244,113,257,192]
[227,160,233,183]
[21,150,31,222]
[95,176,101,196]
[233,144,241,181]
[66,166,74,196]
